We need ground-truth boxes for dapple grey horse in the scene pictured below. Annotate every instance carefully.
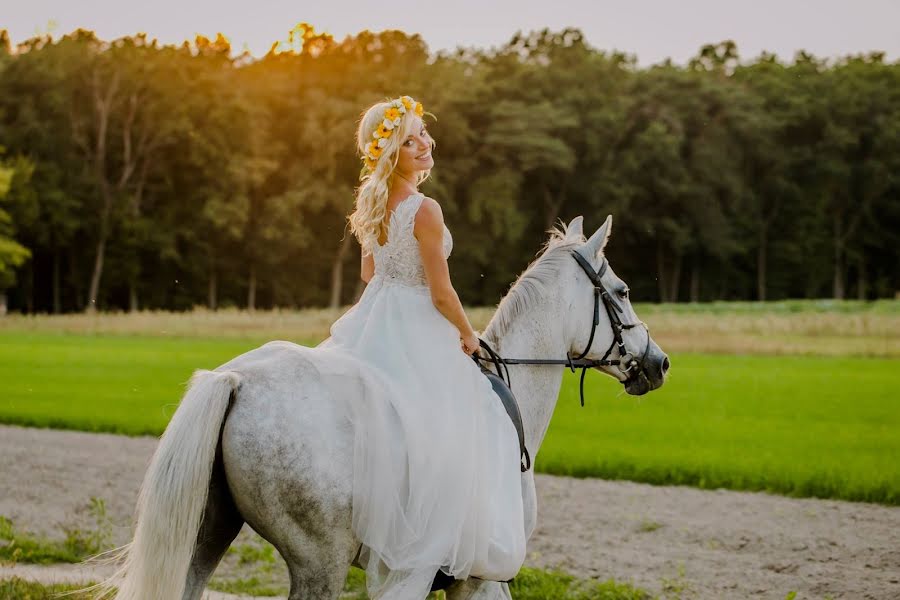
[102,215,668,599]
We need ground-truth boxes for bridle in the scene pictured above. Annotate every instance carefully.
[475,249,652,408]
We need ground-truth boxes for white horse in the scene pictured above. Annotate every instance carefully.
[103,215,668,600]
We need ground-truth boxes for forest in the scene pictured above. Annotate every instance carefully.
[0,24,897,313]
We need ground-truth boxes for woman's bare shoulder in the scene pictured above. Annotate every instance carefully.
[415,196,444,232]
[414,197,445,245]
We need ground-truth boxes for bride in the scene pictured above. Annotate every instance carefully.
[317,95,527,598]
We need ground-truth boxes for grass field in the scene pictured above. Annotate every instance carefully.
[2,302,898,504]
[3,299,898,357]
[547,354,898,503]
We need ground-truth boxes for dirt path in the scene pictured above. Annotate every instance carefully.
[1,425,898,599]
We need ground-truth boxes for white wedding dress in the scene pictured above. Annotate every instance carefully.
[317,192,527,599]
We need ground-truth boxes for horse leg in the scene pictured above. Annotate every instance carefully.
[278,522,357,600]
[446,579,513,600]
[182,446,244,600]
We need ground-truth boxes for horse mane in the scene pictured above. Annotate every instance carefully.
[484,221,587,343]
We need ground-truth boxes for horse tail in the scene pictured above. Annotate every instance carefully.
[99,369,239,600]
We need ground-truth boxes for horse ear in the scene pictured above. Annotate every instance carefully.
[567,216,584,239]
[584,215,613,257]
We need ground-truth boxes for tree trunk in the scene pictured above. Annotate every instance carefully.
[833,214,845,300]
[128,281,139,312]
[757,224,768,302]
[668,252,683,303]
[78,68,158,315]
[26,259,35,313]
[52,249,61,314]
[72,258,84,311]
[329,234,354,309]
[87,234,107,313]
[82,70,118,314]
[247,263,257,311]
[690,256,700,303]
[656,238,668,303]
[0,291,6,316]
[208,270,218,311]
[543,187,567,231]
[857,255,867,301]
[207,247,218,310]
[86,175,114,313]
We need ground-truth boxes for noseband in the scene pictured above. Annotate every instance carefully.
[476,249,651,407]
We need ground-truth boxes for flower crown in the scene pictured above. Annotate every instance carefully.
[363,96,425,171]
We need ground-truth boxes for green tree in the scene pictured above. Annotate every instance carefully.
[0,155,32,314]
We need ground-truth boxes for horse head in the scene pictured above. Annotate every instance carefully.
[563,215,669,396]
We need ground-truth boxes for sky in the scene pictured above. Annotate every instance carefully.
[4,0,899,66]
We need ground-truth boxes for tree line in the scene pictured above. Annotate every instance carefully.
[0,24,897,314]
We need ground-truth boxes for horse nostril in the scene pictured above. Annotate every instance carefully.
[660,355,670,376]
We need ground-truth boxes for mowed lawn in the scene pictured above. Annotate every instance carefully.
[2,331,898,504]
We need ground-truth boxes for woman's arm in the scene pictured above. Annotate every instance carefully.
[415,197,479,354]
[360,250,375,284]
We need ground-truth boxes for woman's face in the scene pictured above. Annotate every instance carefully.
[394,115,434,176]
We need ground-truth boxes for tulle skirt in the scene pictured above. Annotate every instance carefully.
[317,275,526,599]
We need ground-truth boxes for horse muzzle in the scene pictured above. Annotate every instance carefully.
[622,342,668,396]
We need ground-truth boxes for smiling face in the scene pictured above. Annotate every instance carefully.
[394,115,434,177]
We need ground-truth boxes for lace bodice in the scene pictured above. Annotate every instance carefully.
[371,193,453,288]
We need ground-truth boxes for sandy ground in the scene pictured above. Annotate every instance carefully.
[1,424,898,599]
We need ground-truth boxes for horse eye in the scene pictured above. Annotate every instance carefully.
[618,289,629,299]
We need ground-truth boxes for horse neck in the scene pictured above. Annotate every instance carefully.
[484,298,568,456]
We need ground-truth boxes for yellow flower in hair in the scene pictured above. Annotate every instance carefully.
[401,96,413,110]
[369,143,383,158]
[414,102,424,117]
[375,123,392,138]
[385,107,401,121]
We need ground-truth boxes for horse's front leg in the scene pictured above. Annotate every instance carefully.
[446,580,512,600]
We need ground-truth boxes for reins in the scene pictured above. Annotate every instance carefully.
[474,249,651,408]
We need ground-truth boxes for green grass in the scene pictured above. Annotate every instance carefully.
[1,331,898,504]
[0,332,274,436]
[0,578,98,599]
[542,353,899,503]
[509,568,649,600]
[0,499,111,564]
[207,575,286,596]
[0,516,86,564]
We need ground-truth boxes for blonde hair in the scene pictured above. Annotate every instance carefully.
[349,98,435,253]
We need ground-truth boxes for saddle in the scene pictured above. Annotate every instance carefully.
[473,339,531,474]
[477,364,531,473]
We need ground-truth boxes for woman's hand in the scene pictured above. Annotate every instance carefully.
[461,331,480,355]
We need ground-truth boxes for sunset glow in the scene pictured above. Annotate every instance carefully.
[5,0,899,65]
